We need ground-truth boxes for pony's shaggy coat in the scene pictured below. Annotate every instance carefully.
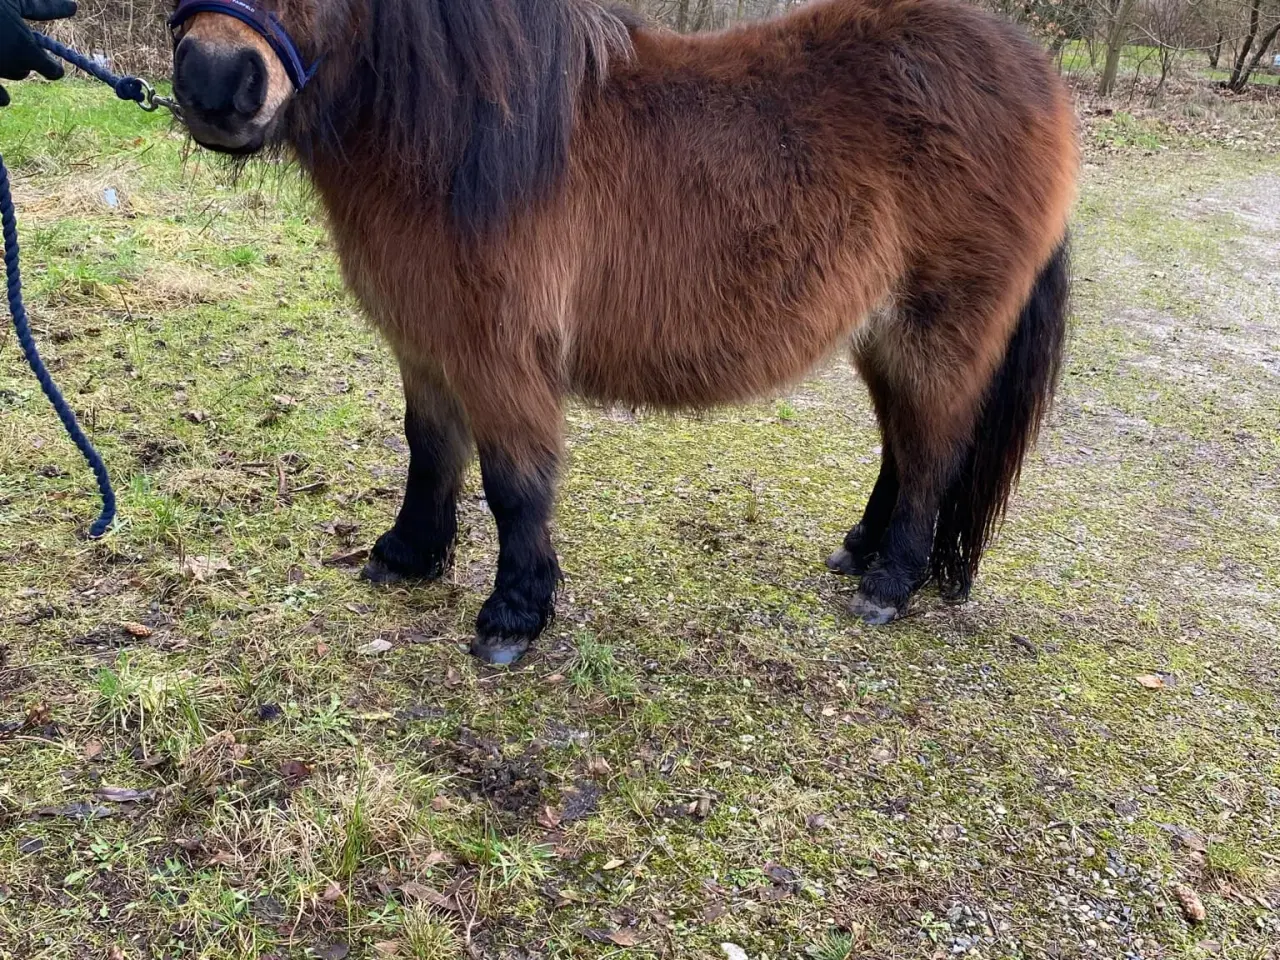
[173,0,1079,659]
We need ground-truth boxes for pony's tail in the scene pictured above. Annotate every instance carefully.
[932,236,1070,601]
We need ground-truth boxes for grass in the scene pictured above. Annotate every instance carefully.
[1,80,1279,958]
[1060,40,1280,87]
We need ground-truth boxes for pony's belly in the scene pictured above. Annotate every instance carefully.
[568,316,847,410]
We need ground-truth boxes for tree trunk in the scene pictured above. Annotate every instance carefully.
[1208,30,1222,70]
[1098,0,1138,96]
[676,0,691,31]
[1231,22,1280,91]
[692,0,713,31]
[1229,0,1262,89]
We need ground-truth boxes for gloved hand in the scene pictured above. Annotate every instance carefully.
[0,0,77,107]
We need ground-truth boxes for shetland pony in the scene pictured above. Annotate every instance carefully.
[170,0,1078,664]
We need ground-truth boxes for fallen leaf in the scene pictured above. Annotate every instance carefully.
[606,928,645,947]
[208,850,236,867]
[372,944,401,957]
[1136,674,1166,690]
[35,803,114,820]
[322,881,342,902]
[587,756,612,777]
[1159,823,1207,854]
[82,740,104,760]
[184,409,210,424]
[444,667,462,687]
[1174,883,1206,924]
[762,862,797,885]
[702,902,728,922]
[538,806,563,829]
[311,945,349,960]
[721,944,749,960]
[315,641,330,657]
[584,928,645,946]
[602,858,625,871]
[96,786,155,803]
[546,673,565,685]
[430,795,452,812]
[25,701,52,726]
[120,621,152,638]
[359,638,394,656]
[805,813,828,832]
[180,556,232,582]
[399,881,460,912]
[281,760,313,784]
[107,946,125,960]
[322,548,370,568]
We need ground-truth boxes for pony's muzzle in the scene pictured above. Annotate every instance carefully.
[173,37,269,153]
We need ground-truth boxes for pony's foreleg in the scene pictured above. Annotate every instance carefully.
[363,360,472,584]
[461,372,564,666]
[472,443,561,665]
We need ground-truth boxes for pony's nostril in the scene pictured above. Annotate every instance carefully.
[232,50,268,116]
[174,40,267,119]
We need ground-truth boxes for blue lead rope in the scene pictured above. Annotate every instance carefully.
[1,35,175,538]
[1,153,115,537]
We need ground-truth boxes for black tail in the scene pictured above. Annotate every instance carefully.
[932,237,1070,600]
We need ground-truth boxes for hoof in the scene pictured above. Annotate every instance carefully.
[848,591,902,626]
[827,547,873,576]
[361,530,451,585]
[469,633,533,666]
[360,554,410,585]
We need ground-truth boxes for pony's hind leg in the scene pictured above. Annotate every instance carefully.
[363,361,472,584]
[829,358,899,576]
[848,292,1003,624]
[828,449,898,576]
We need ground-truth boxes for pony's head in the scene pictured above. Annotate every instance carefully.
[170,0,323,154]
[171,0,634,233]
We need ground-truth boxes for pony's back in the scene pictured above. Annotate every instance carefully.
[565,0,1076,411]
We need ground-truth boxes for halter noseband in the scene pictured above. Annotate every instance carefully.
[170,0,319,92]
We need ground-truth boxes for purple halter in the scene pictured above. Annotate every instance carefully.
[169,0,319,92]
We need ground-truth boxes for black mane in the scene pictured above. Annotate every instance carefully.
[304,0,633,236]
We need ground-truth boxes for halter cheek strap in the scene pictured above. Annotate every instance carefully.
[169,0,320,92]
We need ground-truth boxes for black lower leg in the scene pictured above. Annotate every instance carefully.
[364,402,470,584]
[471,447,560,665]
[828,448,899,576]
[852,491,937,624]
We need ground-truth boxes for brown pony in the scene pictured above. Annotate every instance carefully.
[170,0,1078,664]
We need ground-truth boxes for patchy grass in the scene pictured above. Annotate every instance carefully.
[2,81,1279,959]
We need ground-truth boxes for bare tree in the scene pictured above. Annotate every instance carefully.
[1228,0,1280,89]
[1099,0,1141,94]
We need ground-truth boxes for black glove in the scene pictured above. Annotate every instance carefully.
[0,0,77,107]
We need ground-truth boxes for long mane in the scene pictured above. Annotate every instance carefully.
[306,0,634,236]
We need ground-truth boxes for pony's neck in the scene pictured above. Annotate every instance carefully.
[293,0,634,237]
